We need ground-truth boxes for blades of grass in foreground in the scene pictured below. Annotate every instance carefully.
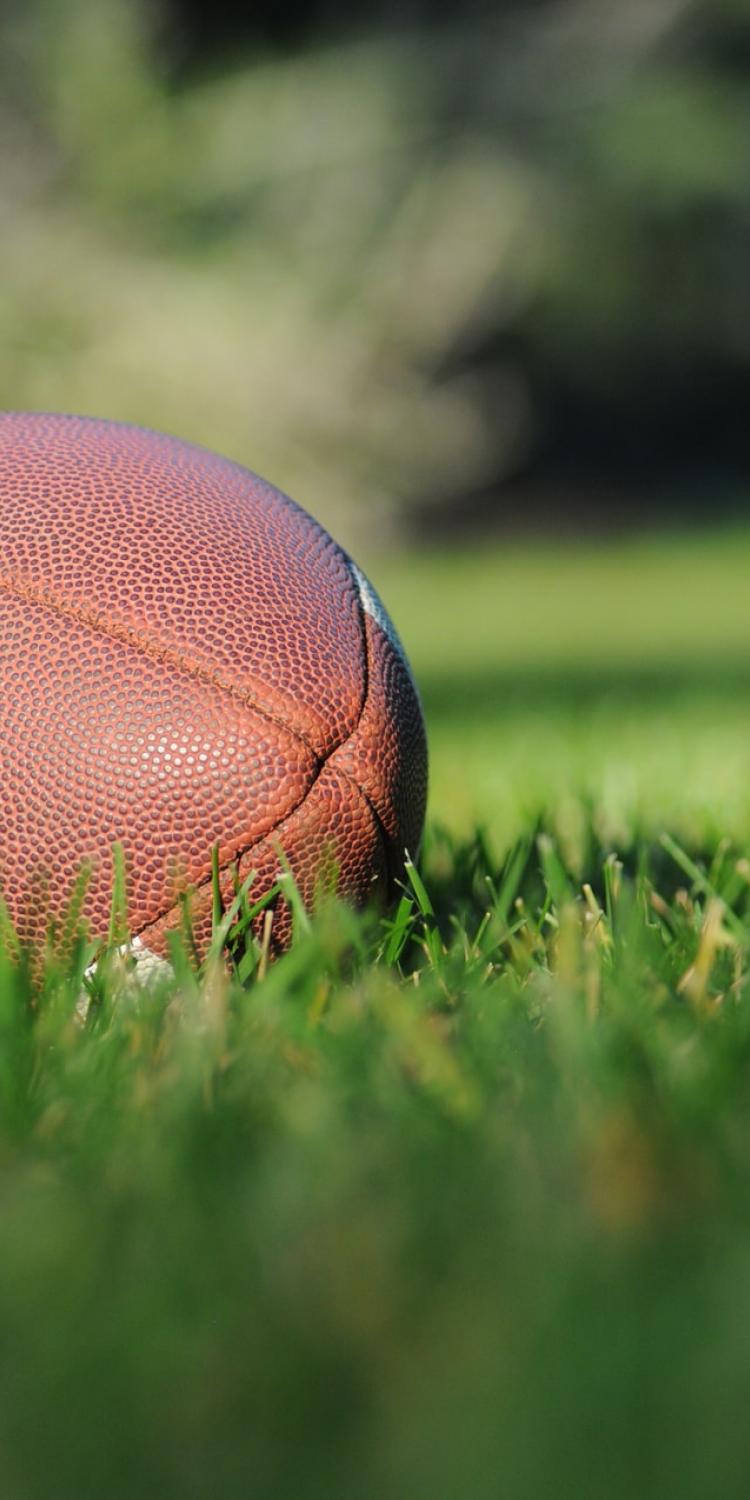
[107,841,129,949]
[383,891,415,966]
[537,832,575,911]
[272,846,312,941]
[404,854,445,975]
[493,830,534,932]
[0,824,750,1497]
[660,831,750,940]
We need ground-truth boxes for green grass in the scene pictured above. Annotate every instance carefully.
[4,527,750,1497]
[376,526,750,850]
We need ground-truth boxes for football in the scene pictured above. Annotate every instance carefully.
[0,413,427,955]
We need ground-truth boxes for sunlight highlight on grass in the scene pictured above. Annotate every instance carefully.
[0,821,749,1497]
[373,528,750,853]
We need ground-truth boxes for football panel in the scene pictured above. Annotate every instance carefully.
[329,606,428,883]
[136,763,389,957]
[0,413,366,758]
[0,590,317,942]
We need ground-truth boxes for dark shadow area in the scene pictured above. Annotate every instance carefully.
[165,0,522,62]
[413,333,750,541]
[160,0,750,534]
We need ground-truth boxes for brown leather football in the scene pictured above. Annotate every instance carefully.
[0,413,427,954]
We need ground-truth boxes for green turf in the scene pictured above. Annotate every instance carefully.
[3,527,750,1498]
[375,526,750,850]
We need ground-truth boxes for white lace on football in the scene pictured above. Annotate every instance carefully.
[348,560,412,676]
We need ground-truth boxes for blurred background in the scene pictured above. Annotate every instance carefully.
[2,0,750,851]
[3,0,749,546]
[4,10,750,1498]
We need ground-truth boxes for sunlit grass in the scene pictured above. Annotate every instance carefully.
[2,817,750,1498]
[374,527,750,850]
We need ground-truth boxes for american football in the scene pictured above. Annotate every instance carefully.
[0,412,427,953]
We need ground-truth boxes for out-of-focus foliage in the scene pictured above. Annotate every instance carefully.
[0,0,748,544]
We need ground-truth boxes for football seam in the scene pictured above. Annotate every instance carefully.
[0,412,370,761]
[133,764,391,949]
[0,555,391,936]
[0,570,364,764]
[132,560,387,941]
[337,770,395,889]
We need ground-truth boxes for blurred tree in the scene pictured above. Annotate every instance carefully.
[1,0,748,540]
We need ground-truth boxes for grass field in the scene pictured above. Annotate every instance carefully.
[4,525,750,1498]
[378,526,750,849]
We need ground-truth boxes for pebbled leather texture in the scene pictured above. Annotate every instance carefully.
[0,412,428,951]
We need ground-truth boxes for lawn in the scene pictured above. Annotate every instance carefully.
[3,525,750,1499]
[377,525,750,851]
